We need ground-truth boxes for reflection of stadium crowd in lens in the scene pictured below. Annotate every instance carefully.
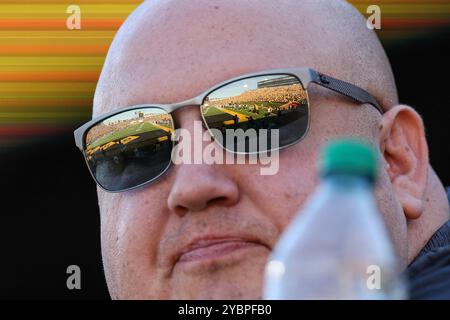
[208,84,307,112]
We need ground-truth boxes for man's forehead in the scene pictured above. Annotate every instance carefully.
[93,0,376,115]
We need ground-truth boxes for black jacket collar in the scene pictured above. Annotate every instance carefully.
[406,187,450,299]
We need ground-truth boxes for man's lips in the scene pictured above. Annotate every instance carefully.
[177,237,263,263]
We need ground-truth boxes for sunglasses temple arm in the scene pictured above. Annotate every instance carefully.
[310,71,383,114]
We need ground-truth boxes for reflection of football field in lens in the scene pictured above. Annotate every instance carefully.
[203,101,302,129]
[203,105,260,127]
[202,106,235,127]
[88,121,172,149]
[152,123,174,133]
[204,105,261,119]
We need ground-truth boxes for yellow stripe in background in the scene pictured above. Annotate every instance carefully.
[0,4,139,19]
[1,0,450,145]
[0,56,105,66]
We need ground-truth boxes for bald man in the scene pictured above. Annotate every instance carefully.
[81,0,450,299]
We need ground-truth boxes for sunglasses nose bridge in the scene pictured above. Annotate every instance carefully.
[168,95,204,113]
[165,95,209,132]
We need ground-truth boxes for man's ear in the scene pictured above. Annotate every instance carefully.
[379,105,429,220]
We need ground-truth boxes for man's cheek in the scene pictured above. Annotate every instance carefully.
[99,198,137,292]
[266,153,318,227]
[100,221,122,299]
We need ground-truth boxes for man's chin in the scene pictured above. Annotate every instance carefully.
[170,277,264,300]
[168,248,269,299]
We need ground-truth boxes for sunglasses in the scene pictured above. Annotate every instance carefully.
[74,67,382,192]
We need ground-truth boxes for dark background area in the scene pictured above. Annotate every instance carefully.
[1,30,449,299]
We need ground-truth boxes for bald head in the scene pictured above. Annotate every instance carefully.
[94,0,397,115]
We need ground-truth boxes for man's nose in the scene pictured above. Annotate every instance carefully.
[167,105,239,216]
[167,163,240,217]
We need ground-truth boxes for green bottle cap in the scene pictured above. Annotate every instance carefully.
[321,138,378,183]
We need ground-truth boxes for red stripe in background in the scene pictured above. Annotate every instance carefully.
[0,45,110,55]
[382,18,450,28]
[0,126,73,138]
[0,71,100,82]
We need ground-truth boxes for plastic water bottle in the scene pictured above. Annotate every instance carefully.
[263,139,407,299]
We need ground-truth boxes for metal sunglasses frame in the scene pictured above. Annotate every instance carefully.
[74,67,382,192]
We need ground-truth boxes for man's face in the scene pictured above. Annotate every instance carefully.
[94,0,407,299]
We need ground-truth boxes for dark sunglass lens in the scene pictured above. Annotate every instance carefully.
[84,108,174,191]
[201,74,309,153]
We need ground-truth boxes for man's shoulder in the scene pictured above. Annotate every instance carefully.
[407,184,450,300]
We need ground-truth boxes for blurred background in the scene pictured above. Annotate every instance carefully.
[1,0,449,299]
